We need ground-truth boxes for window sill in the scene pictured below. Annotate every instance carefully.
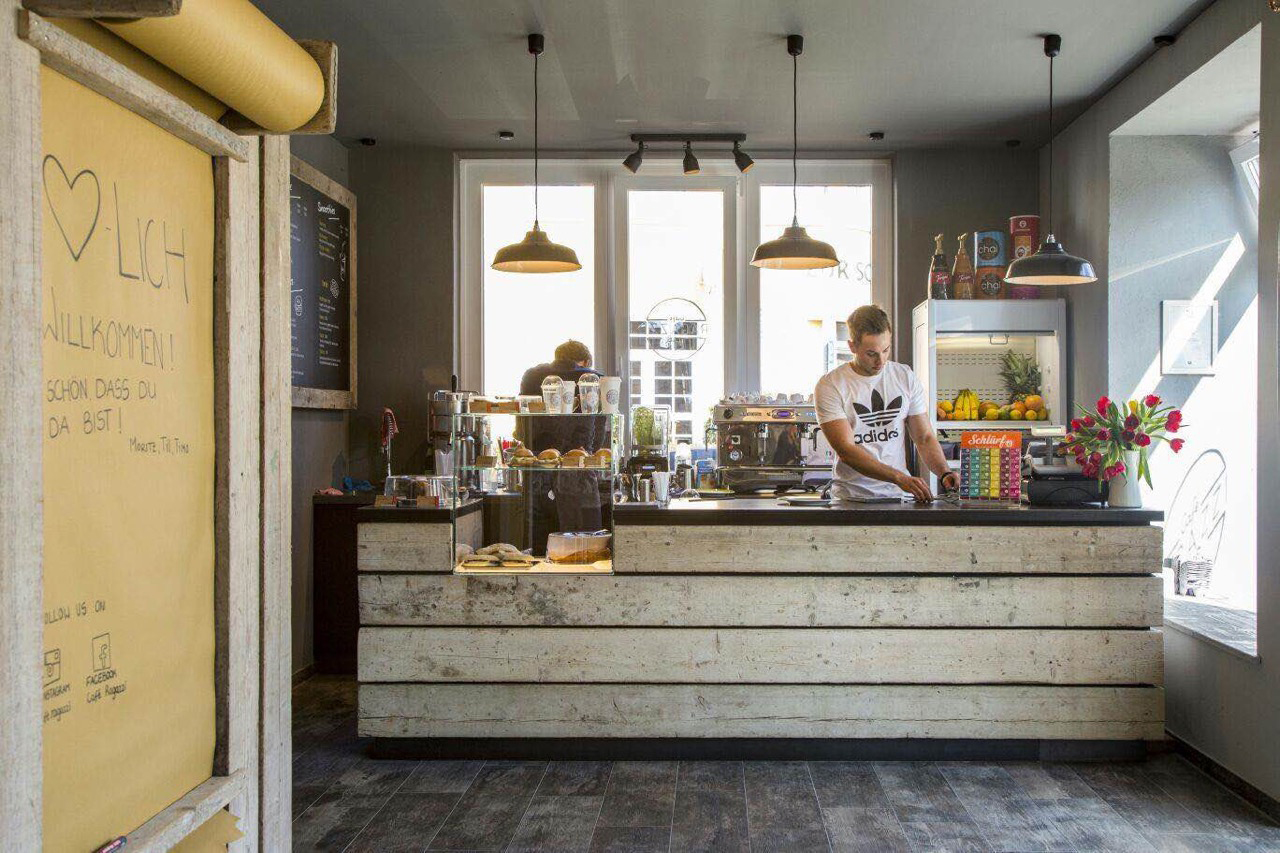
[1164,596,1259,662]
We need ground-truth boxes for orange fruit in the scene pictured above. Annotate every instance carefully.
[1025,394,1044,411]
[1011,401,1027,415]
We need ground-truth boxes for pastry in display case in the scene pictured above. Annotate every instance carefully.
[441,408,624,574]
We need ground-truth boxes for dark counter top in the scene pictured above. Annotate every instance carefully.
[357,500,483,523]
[313,493,377,506]
[613,497,1162,527]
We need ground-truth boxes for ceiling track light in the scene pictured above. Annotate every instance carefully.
[622,140,645,173]
[620,132,753,174]
[682,141,700,175]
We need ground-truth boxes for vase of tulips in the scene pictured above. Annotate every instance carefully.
[1063,394,1185,508]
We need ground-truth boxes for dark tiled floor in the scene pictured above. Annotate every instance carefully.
[292,676,1279,852]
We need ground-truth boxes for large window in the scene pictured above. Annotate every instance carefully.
[626,190,725,447]
[481,184,595,395]
[459,159,892,430]
[758,184,874,393]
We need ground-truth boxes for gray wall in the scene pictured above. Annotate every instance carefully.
[287,139,455,676]
[289,135,353,675]
[1044,0,1261,404]
[1051,0,1277,800]
[347,145,456,481]
[894,148,1041,360]
[1108,135,1257,608]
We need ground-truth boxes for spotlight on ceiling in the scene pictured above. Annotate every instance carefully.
[682,141,700,175]
[622,140,645,173]
[732,141,755,173]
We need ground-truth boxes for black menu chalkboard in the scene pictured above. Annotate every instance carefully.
[290,156,357,408]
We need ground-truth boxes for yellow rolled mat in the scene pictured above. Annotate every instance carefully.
[102,0,324,133]
[51,19,227,120]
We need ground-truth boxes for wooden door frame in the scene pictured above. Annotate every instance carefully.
[0,6,294,849]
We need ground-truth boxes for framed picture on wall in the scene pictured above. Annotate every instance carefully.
[1161,299,1218,375]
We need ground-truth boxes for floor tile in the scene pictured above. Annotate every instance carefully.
[291,789,386,852]
[537,761,613,796]
[427,761,547,850]
[743,761,823,830]
[748,825,831,852]
[506,794,603,852]
[822,805,909,853]
[402,760,486,794]
[588,825,670,852]
[671,787,749,853]
[327,756,419,797]
[810,761,893,809]
[596,761,677,827]
[344,792,459,853]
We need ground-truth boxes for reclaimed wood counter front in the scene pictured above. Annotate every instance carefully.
[356,499,1165,756]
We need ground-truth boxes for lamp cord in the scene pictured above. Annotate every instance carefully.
[792,49,798,225]
[533,47,540,227]
[1047,52,1053,236]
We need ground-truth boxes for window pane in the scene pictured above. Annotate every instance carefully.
[759,185,873,394]
[482,184,594,395]
[627,190,724,449]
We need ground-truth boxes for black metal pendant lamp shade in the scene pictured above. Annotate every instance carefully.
[751,34,839,271]
[491,34,582,274]
[1004,34,1097,286]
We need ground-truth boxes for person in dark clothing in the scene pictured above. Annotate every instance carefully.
[518,339,600,398]
[515,340,610,555]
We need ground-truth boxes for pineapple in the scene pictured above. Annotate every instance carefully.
[998,351,1042,404]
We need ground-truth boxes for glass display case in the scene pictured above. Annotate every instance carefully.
[444,411,624,575]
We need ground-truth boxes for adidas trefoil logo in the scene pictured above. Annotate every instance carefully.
[853,389,903,428]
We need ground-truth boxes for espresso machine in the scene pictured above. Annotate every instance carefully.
[713,396,833,494]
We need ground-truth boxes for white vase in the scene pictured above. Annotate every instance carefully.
[1107,449,1144,508]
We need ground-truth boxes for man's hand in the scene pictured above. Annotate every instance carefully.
[895,472,934,503]
[940,471,960,493]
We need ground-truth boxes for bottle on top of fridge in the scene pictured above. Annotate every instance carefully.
[929,234,952,299]
[952,233,976,299]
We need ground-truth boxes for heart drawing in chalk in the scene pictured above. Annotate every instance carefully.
[43,154,101,262]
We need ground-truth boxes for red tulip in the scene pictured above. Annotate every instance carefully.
[1144,394,1161,407]
[1124,414,1140,430]
[1096,396,1111,418]
[1065,433,1077,444]
[1090,452,1102,464]
[1071,418,1083,431]
[1114,462,1126,476]
[1135,433,1151,447]
[1081,415,1095,428]
[1096,428,1111,441]
[1166,410,1183,432]
[1171,438,1185,453]
[1121,429,1136,443]
[1082,463,1099,479]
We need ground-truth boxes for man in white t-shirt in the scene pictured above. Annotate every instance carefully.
[815,305,958,503]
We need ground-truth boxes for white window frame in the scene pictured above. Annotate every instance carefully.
[1230,136,1261,216]
[457,156,893,395]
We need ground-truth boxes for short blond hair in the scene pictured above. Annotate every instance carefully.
[847,304,892,344]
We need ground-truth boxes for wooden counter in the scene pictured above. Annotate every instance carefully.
[356,498,1165,757]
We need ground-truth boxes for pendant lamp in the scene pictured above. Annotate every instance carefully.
[751,35,839,270]
[491,34,582,274]
[1005,34,1096,286]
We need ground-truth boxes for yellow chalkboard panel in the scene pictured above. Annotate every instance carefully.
[40,65,216,852]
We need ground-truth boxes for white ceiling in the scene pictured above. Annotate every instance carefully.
[1115,25,1260,137]
[251,0,1214,151]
